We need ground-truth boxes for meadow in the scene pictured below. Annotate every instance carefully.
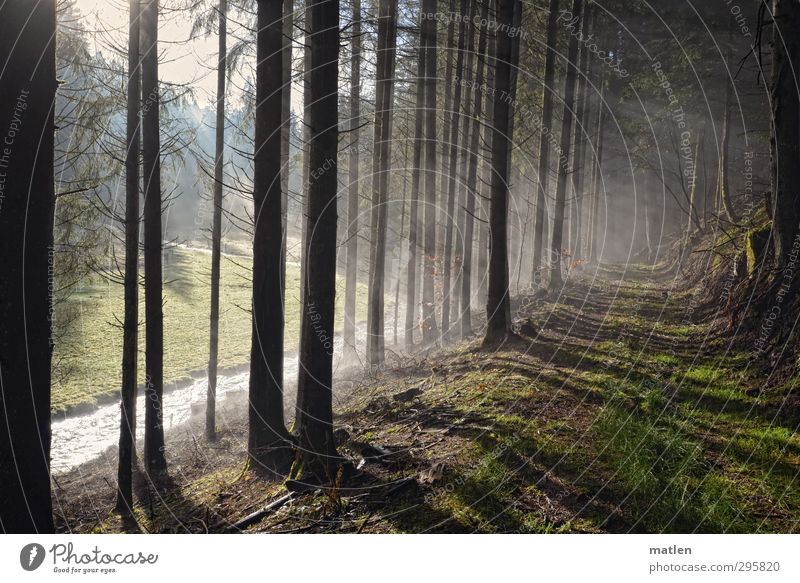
[51,247,370,414]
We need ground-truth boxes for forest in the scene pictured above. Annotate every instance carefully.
[0,0,799,535]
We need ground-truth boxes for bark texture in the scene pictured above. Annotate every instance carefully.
[248,0,291,467]
[117,0,141,513]
[0,0,57,533]
[483,0,519,346]
[295,0,341,476]
[207,0,227,440]
[142,0,166,472]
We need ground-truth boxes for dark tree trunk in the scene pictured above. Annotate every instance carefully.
[548,0,584,292]
[483,0,519,347]
[460,0,489,339]
[719,17,739,225]
[294,0,341,477]
[404,27,427,349]
[477,8,497,306]
[141,0,166,472]
[394,137,410,345]
[701,123,710,228]
[343,0,362,363]
[0,0,56,534]
[517,177,533,288]
[453,0,479,334]
[685,135,701,249]
[207,0,227,441]
[281,0,293,350]
[117,0,141,514]
[579,6,598,259]
[571,2,593,260]
[505,0,523,167]
[532,0,560,285]
[502,0,522,316]
[420,0,439,344]
[641,171,652,260]
[302,1,313,247]
[295,1,313,413]
[441,0,469,341]
[367,0,398,367]
[588,62,606,263]
[438,0,457,306]
[248,0,291,468]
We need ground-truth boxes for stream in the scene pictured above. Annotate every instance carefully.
[50,354,300,474]
[50,318,384,473]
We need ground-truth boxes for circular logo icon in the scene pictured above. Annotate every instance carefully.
[20,543,46,571]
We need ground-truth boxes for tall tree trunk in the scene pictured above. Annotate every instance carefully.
[517,177,533,288]
[404,27,427,349]
[249,0,291,468]
[295,1,313,413]
[461,0,489,339]
[441,0,469,341]
[701,122,710,228]
[642,172,652,260]
[719,17,739,225]
[117,0,141,514]
[588,62,606,263]
[207,0,227,440]
[295,0,341,476]
[343,0,362,363]
[420,0,439,344]
[299,2,313,292]
[0,0,56,533]
[142,0,166,472]
[281,0,294,347]
[476,184,489,303]
[367,0,398,367]
[548,0,584,292]
[572,2,593,260]
[685,136,701,250]
[438,0,457,268]
[453,0,479,334]
[483,0,519,347]
[768,0,800,263]
[532,0,560,285]
[580,6,598,259]
[505,0,523,169]
[477,6,497,306]
[394,137,410,346]
[502,0,522,316]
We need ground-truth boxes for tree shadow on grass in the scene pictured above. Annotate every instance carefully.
[133,466,218,533]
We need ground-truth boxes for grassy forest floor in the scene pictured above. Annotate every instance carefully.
[52,246,371,414]
[53,264,800,533]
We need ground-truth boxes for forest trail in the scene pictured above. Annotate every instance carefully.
[55,266,800,534]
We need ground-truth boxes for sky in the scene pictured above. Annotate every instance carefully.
[73,0,241,107]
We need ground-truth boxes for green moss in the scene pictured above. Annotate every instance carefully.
[652,353,680,366]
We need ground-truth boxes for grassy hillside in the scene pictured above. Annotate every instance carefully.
[52,247,370,414]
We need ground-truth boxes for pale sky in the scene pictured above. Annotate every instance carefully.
[74,0,224,104]
[72,0,330,120]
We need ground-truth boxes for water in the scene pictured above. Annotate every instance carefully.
[51,354,299,474]
[48,317,381,473]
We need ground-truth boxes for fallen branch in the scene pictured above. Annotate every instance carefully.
[223,493,295,532]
